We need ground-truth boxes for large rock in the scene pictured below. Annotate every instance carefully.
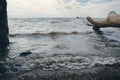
[0,0,9,54]
[0,0,9,36]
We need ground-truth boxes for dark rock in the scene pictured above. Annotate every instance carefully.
[0,62,7,74]
[0,0,9,35]
[0,0,9,57]
[0,62,21,74]
[0,63,120,80]
[6,62,21,72]
[7,65,120,80]
[20,50,32,57]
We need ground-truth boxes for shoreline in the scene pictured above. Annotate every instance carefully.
[1,63,120,80]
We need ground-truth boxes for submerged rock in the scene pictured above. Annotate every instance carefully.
[20,50,32,57]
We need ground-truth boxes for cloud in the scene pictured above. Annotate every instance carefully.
[76,0,89,3]
[7,0,120,18]
[64,0,72,3]
[90,0,113,3]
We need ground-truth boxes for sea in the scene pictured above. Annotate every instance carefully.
[1,18,120,74]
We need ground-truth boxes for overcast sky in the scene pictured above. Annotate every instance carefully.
[7,0,120,18]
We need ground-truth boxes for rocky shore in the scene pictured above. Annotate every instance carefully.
[0,63,120,80]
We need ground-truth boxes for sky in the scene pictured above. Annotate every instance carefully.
[7,0,120,18]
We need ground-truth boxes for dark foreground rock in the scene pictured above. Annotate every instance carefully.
[0,63,120,80]
[0,0,9,36]
[0,61,21,75]
[0,0,9,59]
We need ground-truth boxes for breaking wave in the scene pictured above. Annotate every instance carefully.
[9,31,80,37]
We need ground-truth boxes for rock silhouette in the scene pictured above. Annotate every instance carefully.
[0,0,9,58]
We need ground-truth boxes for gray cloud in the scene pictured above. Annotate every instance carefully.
[90,0,113,3]
[63,0,73,3]
[65,6,72,9]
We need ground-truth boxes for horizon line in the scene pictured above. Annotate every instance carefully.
[8,16,81,18]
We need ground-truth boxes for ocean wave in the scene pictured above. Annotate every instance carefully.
[1,54,119,75]
[50,19,71,23]
[13,54,119,71]
[9,31,80,37]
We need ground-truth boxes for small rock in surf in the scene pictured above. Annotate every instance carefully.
[20,50,32,57]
